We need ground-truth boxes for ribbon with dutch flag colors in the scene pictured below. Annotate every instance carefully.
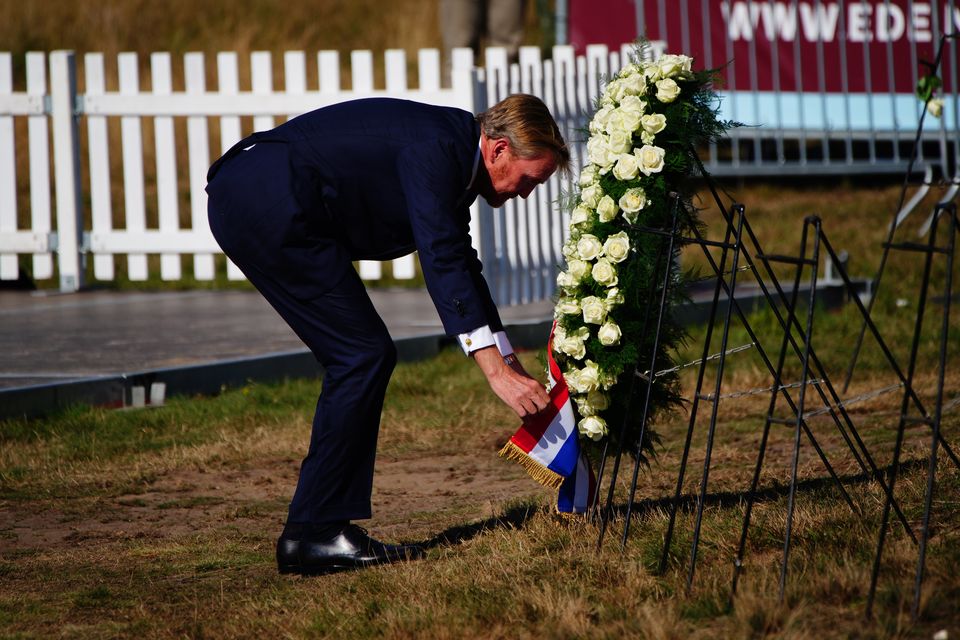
[498,324,596,514]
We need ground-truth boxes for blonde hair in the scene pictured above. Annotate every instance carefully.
[476,94,570,174]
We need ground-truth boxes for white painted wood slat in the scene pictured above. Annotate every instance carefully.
[26,52,52,279]
[185,52,214,280]
[317,51,340,95]
[251,51,274,133]
[216,51,244,281]
[89,230,217,253]
[284,50,307,122]
[119,52,148,280]
[0,53,19,279]
[85,53,115,280]
[49,51,84,291]
[520,46,548,301]
[152,52,181,280]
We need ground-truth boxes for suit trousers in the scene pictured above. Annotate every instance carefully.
[207,142,397,525]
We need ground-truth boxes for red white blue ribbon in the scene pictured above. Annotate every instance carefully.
[499,324,595,514]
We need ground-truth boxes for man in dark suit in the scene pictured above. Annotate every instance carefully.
[206,94,569,576]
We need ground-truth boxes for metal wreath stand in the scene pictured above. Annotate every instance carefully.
[582,123,958,619]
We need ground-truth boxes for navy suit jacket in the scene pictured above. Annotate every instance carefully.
[207,98,503,336]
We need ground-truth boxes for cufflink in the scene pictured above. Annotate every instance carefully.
[465,338,473,347]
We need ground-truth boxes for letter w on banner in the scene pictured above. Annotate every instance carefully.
[499,323,596,514]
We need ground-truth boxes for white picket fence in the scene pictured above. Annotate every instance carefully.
[0,43,657,303]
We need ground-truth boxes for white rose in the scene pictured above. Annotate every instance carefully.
[559,334,587,360]
[620,72,646,96]
[575,395,597,417]
[619,63,641,78]
[619,187,648,214]
[591,258,618,287]
[556,296,581,316]
[636,145,666,176]
[608,130,633,154]
[598,321,622,346]
[580,184,603,209]
[554,324,567,343]
[605,287,625,308]
[579,360,601,392]
[567,258,590,282]
[618,95,646,117]
[562,239,577,259]
[586,135,614,170]
[600,369,619,390]
[612,153,640,181]
[581,296,607,325]
[656,78,681,103]
[563,367,582,390]
[621,109,642,133]
[578,165,598,188]
[607,78,629,103]
[590,105,616,135]
[609,107,641,134]
[576,234,603,261]
[579,415,607,441]
[641,61,659,80]
[657,54,692,79]
[596,195,619,222]
[641,113,667,136]
[603,232,631,263]
[557,270,576,289]
[587,389,610,412]
[604,110,623,136]
[570,205,592,226]
[928,97,944,118]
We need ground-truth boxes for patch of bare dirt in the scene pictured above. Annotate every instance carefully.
[0,451,549,554]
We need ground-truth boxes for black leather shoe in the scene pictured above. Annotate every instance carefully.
[277,524,425,576]
[276,534,302,575]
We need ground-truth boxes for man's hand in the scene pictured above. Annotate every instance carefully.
[471,346,550,418]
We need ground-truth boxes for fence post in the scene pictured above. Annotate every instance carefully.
[463,57,502,302]
[49,50,84,292]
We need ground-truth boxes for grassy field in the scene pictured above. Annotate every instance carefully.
[3,2,960,636]
[1,355,958,638]
[2,179,960,638]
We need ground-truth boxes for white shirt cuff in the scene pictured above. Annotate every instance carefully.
[457,326,513,356]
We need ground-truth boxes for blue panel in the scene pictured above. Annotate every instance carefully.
[715,91,954,132]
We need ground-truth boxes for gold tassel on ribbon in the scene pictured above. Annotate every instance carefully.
[498,440,565,490]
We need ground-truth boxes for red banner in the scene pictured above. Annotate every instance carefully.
[569,0,958,93]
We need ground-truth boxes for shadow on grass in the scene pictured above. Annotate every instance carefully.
[607,456,931,522]
[416,457,935,550]
[419,502,543,549]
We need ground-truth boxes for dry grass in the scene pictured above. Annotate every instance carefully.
[0,0,444,65]
[2,2,959,636]
[2,177,959,637]
[1,342,959,638]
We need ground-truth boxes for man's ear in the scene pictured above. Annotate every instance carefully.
[491,137,511,161]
